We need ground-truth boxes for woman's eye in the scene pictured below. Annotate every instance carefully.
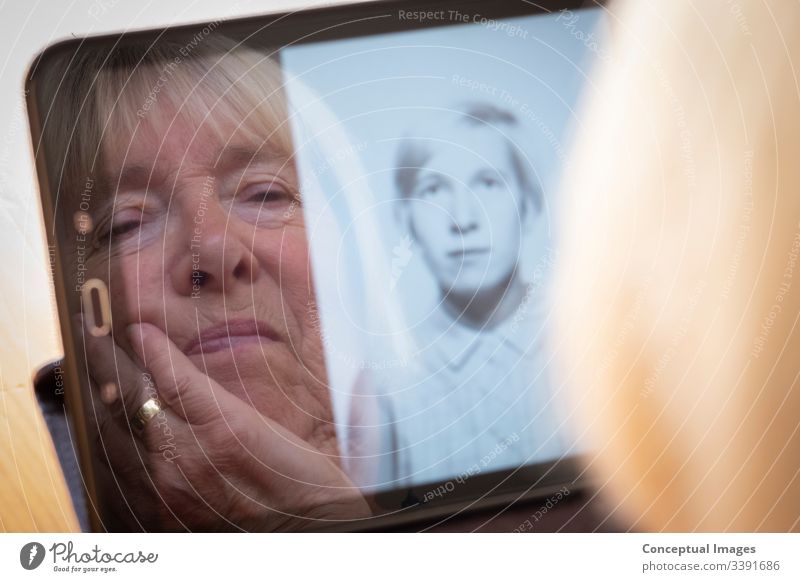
[110,219,141,237]
[419,182,442,197]
[96,212,143,242]
[242,183,296,206]
[479,177,500,189]
[232,179,301,228]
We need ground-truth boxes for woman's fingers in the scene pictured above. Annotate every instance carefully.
[77,315,157,426]
[121,322,372,529]
[127,322,239,426]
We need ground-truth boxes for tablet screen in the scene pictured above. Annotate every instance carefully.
[31,2,607,530]
[280,7,606,492]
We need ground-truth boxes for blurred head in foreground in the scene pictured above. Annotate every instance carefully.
[554,0,800,531]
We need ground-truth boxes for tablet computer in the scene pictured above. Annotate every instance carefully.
[26,0,608,531]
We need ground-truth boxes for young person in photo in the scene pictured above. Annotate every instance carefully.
[349,102,570,489]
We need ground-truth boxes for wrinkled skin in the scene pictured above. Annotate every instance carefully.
[80,114,369,531]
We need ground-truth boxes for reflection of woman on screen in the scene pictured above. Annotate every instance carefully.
[40,37,370,530]
[350,103,570,489]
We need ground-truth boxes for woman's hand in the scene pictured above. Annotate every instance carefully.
[81,318,371,531]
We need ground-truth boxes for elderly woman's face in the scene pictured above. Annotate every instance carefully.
[85,111,335,454]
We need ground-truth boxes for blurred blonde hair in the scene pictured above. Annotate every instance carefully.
[555,0,800,531]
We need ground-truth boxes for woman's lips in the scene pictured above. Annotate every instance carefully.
[183,320,280,356]
[447,247,490,259]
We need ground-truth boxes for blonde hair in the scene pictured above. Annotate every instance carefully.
[393,102,542,213]
[555,1,800,531]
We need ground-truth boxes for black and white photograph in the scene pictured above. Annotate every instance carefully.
[282,9,604,490]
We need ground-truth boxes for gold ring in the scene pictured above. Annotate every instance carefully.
[131,398,162,431]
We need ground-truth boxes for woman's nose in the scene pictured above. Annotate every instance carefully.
[449,190,479,235]
[171,202,261,297]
